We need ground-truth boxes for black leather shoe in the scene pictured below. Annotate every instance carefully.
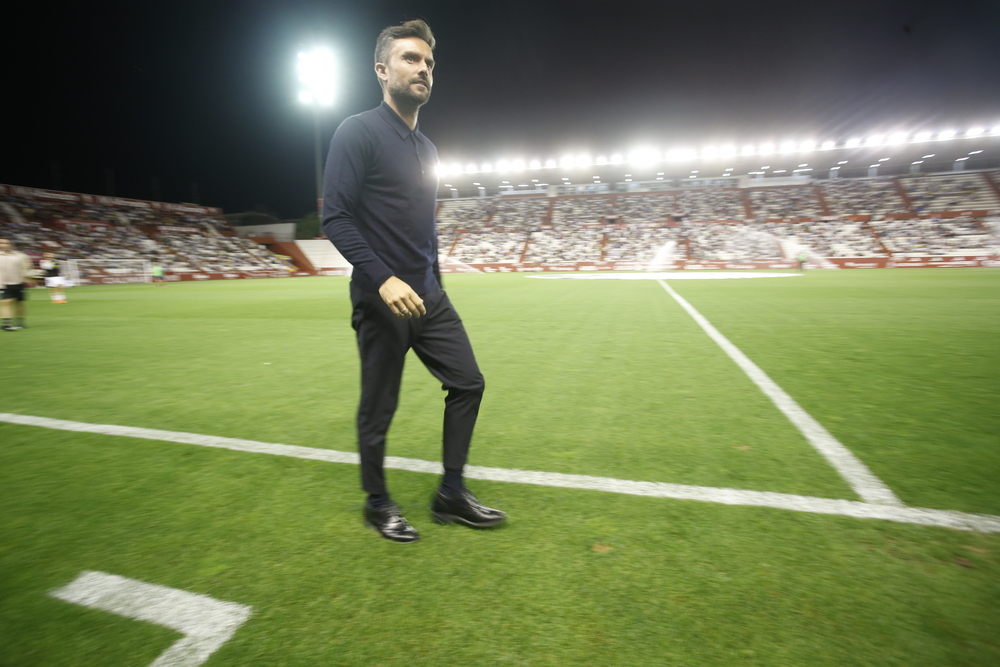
[431,490,507,528]
[364,503,420,543]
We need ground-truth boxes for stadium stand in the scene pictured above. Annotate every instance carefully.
[899,172,1000,213]
[0,186,293,279]
[4,170,998,279]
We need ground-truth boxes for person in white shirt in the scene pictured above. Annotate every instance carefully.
[0,238,36,331]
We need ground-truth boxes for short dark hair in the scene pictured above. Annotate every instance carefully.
[374,19,435,66]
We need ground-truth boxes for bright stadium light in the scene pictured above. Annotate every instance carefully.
[966,127,984,137]
[798,140,816,152]
[595,155,609,165]
[481,163,494,173]
[450,162,463,175]
[888,132,907,145]
[821,140,836,150]
[545,159,557,168]
[628,147,661,165]
[759,143,775,155]
[701,146,718,159]
[296,47,338,212]
[845,138,862,148]
[938,129,956,140]
[465,163,478,174]
[496,159,510,172]
[528,159,541,169]
[913,131,932,142]
[719,145,736,158]
[741,145,756,156]
[560,154,575,168]
[511,159,526,172]
[610,153,625,165]
[866,134,885,146]
[991,125,1000,136]
[665,148,696,162]
[779,141,796,154]
[576,154,593,168]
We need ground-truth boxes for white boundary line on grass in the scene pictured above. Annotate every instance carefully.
[3,412,999,533]
[50,570,251,667]
[656,279,903,506]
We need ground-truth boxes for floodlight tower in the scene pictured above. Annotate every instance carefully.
[297,48,337,214]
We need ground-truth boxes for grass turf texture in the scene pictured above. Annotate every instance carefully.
[1,269,998,666]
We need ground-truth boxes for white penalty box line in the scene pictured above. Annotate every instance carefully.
[50,570,251,667]
[655,279,902,506]
[2,412,999,533]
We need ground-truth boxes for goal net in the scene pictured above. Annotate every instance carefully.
[64,259,152,285]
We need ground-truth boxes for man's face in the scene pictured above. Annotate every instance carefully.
[378,37,434,108]
[0,239,11,253]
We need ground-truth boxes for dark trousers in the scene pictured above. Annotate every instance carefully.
[350,284,485,495]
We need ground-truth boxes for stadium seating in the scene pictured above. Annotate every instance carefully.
[5,170,998,274]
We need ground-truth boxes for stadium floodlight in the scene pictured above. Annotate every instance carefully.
[938,129,956,140]
[511,159,525,172]
[888,132,907,145]
[629,147,661,165]
[966,127,984,138]
[297,47,338,212]
[701,146,718,159]
[480,163,494,173]
[496,159,510,172]
[560,155,575,168]
[719,145,736,158]
[866,134,885,146]
[545,159,557,168]
[465,163,478,174]
[798,140,816,152]
[741,145,756,156]
[528,159,541,170]
[576,154,593,168]
[992,125,1000,136]
[758,143,775,155]
[665,148,695,162]
[913,131,932,142]
[450,162,463,175]
[610,153,625,165]
[779,141,796,154]
[821,140,836,150]
[595,155,608,165]
[845,137,861,148]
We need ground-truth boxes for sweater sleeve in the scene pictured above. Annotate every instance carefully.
[321,117,394,289]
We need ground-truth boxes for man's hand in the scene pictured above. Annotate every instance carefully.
[379,276,426,318]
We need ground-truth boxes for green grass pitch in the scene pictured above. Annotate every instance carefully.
[1,269,998,666]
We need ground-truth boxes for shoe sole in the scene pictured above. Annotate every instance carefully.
[432,512,506,528]
[363,519,420,543]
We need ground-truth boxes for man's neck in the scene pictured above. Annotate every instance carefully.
[384,94,419,131]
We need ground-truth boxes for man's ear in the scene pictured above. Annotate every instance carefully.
[375,62,388,83]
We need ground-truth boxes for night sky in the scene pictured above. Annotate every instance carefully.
[4,0,998,218]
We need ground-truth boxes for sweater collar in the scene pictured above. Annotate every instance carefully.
[377,101,420,140]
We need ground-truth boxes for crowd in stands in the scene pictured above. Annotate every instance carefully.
[820,178,909,217]
[749,186,824,219]
[5,170,998,275]
[0,190,288,274]
[900,173,1000,213]
[687,223,784,260]
[871,216,997,256]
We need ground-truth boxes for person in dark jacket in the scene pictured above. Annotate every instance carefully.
[322,19,505,543]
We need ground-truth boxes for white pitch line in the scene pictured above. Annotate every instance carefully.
[657,279,903,506]
[50,570,251,667]
[3,412,998,533]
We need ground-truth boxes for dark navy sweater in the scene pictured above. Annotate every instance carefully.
[322,101,441,295]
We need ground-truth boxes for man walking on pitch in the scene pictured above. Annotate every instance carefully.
[322,19,505,542]
[0,238,35,331]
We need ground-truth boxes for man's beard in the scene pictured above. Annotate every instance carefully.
[388,77,431,110]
